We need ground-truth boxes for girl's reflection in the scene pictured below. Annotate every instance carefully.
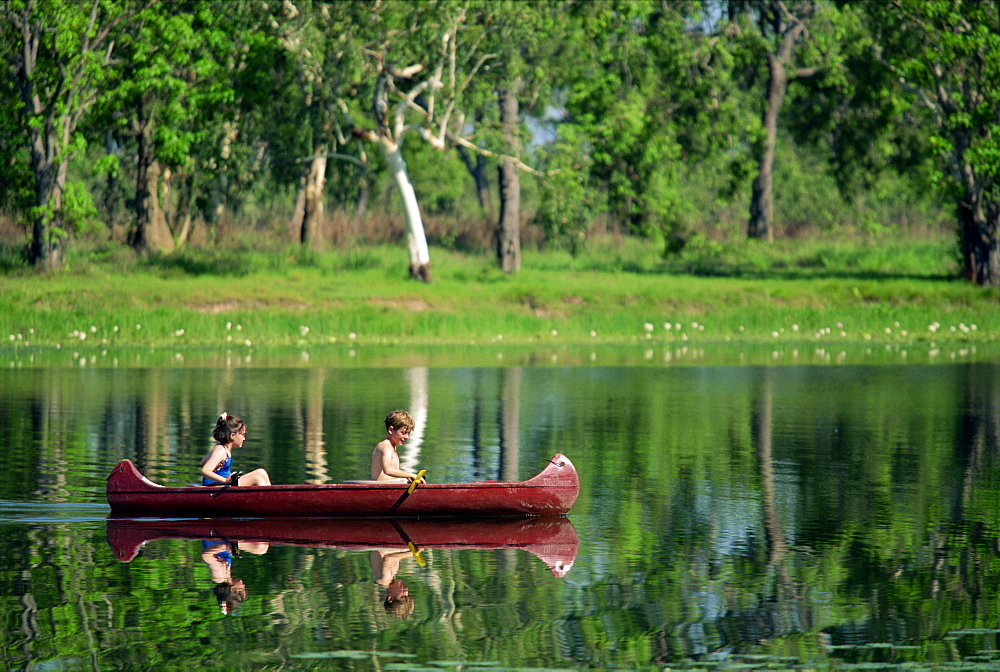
[201,539,269,615]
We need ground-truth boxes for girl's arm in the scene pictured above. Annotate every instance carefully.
[201,445,230,484]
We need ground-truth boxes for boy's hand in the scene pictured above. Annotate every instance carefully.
[406,470,426,495]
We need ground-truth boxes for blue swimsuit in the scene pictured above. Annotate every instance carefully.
[202,540,233,566]
[203,453,232,486]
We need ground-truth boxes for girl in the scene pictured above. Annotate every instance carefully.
[201,412,271,486]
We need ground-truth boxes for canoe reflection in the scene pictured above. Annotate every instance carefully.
[106,515,578,578]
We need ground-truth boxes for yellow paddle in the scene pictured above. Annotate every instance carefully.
[406,541,426,566]
[406,469,427,495]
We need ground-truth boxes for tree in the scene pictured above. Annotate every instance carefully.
[264,1,504,280]
[480,0,567,273]
[357,1,481,282]
[104,2,199,254]
[265,0,371,249]
[726,0,822,242]
[496,85,521,273]
[2,0,153,268]
[865,0,1000,286]
[0,62,33,221]
[553,0,733,254]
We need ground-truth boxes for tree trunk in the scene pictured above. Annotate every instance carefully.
[373,67,431,282]
[746,1,815,242]
[12,18,69,269]
[22,110,67,269]
[496,86,522,273]
[27,139,65,270]
[5,1,135,268]
[300,148,327,250]
[13,38,61,268]
[132,158,175,253]
[747,54,787,243]
[457,145,491,212]
[386,146,432,281]
[290,179,306,240]
[354,167,371,218]
[131,109,175,254]
[173,173,196,246]
[958,185,1000,287]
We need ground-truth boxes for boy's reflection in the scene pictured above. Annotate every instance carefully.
[369,548,420,618]
[201,539,269,615]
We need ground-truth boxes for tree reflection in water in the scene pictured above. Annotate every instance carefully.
[0,363,999,669]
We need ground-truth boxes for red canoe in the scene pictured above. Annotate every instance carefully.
[106,453,579,517]
[106,516,579,577]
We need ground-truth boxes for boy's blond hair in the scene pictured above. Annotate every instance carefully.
[384,410,414,432]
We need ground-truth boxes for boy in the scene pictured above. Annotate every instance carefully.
[371,409,422,482]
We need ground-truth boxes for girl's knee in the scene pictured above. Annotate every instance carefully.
[250,468,271,486]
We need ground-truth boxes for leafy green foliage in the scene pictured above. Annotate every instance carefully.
[549,1,743,252]
[0,0,993,281]
[857,0,1000,283]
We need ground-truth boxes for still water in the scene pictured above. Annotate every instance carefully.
[1,361,1000,671]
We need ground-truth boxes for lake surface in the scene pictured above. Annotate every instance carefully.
[1,360,1000,671]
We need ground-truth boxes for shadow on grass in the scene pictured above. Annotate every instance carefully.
[613,257,959,282]
[145,250,254,276]
[679,265,959,282]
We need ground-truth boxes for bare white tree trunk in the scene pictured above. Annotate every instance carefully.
[301,149,328,249]
[385,147,431,280]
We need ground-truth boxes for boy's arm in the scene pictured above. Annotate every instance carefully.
[375,443,418,480]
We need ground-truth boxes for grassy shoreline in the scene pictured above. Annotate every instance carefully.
[2,240,998,366]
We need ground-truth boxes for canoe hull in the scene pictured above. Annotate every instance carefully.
[106,516,579,576]
[106,454,579,517]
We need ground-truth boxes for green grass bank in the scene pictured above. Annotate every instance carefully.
[2,235,998,367]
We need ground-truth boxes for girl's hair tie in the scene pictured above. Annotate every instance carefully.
[220,412,228,421]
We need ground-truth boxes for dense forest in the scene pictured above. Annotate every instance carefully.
[2,0,998,286]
